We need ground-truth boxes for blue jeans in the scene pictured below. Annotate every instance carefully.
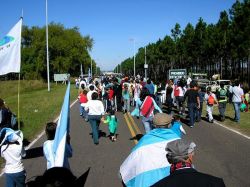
[218,102,227,119]
[5,170,26,187]
[142,116,153,133]
[123,99,130,112]
[233,102,241,122]
[196,102,203,121]
[88,115,102,144]
[188,103,197,126]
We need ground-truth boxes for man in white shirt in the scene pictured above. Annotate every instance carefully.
[229,80,244,122]
[79,79,87,90]
[85,92,105,145]
[87,85,98,101]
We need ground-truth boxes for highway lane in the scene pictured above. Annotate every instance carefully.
[0,102,249,186]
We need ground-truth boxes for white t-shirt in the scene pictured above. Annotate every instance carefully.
[87,90,98,101]
[85,100,105,115]
[79,80,87,89]
[43,140,72,170]
[187,77,192,85]
[1,136,24,174]
[230,86,244,103]
[177,86,186,97]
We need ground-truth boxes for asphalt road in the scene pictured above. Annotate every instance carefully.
[0,102,249,187]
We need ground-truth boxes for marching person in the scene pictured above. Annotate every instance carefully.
[85,92,105,145]
[205,87,218,123]
[140,87,162,133]
[229,79,244,123]
[0,128,26,187]
[152,139,226,187]
[43,122,72,170]
[184,81,200,128]
[216,82,228,121]
[120,113,180,187]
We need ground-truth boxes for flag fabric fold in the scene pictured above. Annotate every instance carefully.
[0,18,22,75]
[53,83,71,167]
[120,128,180,187]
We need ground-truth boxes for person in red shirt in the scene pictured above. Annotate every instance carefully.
[78,90,88,120]
[107,87,114,112]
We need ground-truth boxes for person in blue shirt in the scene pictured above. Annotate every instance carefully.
[169,115,186,138]
[145,79,155,95]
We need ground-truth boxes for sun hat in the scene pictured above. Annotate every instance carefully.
[153,113,172,127]
[166,139,196,163]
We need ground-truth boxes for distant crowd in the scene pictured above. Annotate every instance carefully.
[0,74,248,186]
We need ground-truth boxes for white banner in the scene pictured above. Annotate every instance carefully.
[0,18,22,75]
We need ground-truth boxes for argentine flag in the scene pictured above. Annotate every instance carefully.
[120,128,180,187]
[0,18,22,75]
[53,83,71,167]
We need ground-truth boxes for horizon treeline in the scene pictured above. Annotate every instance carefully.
[118,0,250,82]
[21,23,95,80]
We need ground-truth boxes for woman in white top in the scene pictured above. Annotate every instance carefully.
[85,92,105,145]
[0,128,26,187]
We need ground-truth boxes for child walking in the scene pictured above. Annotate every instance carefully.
[169,115,186,138]
[103,110,118,141]
[122,84,130,113]
[78,90,88,120]
[205,87,218,123]
[43,122,72,170]
[0,128,26,187]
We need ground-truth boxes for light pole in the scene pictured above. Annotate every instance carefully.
[45,0,50,91]
[90,58,93,78]
[144,46,148,79]
[130,38,136,77]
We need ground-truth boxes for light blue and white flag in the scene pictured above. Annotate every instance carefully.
[120,128,180,187]
[53,83,71,167]
[88,67,91,83]
[0,18,22,75]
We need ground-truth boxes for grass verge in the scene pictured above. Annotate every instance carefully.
[204,103,250,136]
[1,80,78,141]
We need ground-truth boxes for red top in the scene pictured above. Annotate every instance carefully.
[108,89,114,100]
[79,93,88,103]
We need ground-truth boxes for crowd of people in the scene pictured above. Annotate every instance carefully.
[77,74,249,130]
[0,74,249,186]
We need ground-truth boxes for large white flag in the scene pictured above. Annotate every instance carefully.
[0,18,22,75]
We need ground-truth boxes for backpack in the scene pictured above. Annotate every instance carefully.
[10,113,17,128]
[140,96,155,118]
[219,88,227,100]
[7,109,17,128]
[174,86,180,97]
[208,94,215,105]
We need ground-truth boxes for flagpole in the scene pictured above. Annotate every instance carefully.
[18,13,23,130]
[46,0,50,91]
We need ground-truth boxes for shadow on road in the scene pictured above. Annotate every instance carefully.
[130,134,144,141]
[24,146,44,159]
[75,167,91,187]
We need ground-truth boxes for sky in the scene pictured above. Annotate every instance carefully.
[0,0,236,71]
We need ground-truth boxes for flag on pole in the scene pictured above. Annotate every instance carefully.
[88,67,91,83]
[80,63,83,77]
[53,83,71,167]
[0,18,22,75]
[120,128,180,187]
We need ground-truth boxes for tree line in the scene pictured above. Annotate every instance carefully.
[21,23,95,80]
[118,0,250,84]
